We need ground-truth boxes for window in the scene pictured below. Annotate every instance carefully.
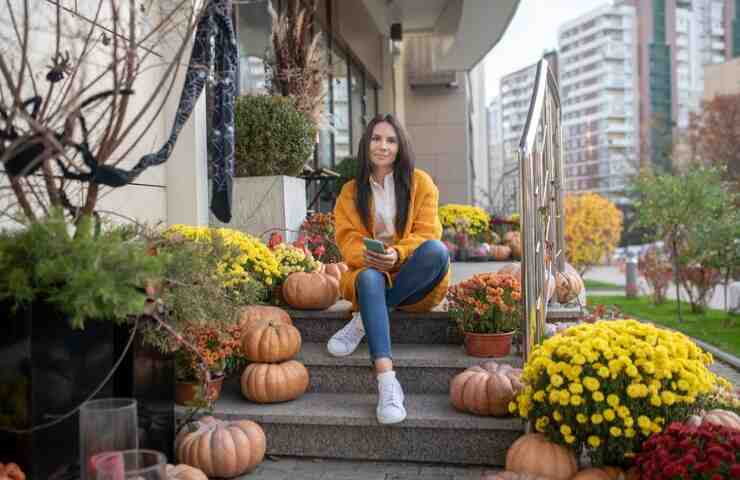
[332,47,350,161]
[235,0,272,94]
[349,66,364,155]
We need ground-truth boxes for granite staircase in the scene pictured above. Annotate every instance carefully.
[207,305,526,466]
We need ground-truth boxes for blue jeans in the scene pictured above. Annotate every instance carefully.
[355,240,449,361]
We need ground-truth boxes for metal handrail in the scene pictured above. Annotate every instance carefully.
[517,57,566,362]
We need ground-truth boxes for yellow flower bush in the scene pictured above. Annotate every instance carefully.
[272,243,321,278]
[439,204,490,237]
[165,225,281,291]
[564,193,622,274]
[510,319,719,467]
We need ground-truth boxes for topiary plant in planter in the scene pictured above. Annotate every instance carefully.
[234,95,316,177]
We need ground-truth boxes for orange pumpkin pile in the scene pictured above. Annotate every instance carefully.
[504,231,522,259]
[175,416,265,478]
[282,262,348,310]
[449,361,523,417]
[0,463,25,480]
[239,305,309,403]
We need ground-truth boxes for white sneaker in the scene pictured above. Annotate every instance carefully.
[376,371,406,424]
[327,312,365,357]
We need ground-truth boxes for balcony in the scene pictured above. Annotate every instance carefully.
[607,137,629,148]
[604,75,626,89]
[603,43,626,60]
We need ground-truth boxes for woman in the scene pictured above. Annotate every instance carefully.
[328,114,450,424]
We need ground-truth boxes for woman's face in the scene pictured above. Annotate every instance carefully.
[368,121,399,171]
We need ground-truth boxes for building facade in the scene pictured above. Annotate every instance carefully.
[557,2,640,203]
[486,97,505,213]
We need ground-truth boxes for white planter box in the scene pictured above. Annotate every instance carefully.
[210,176,306,243]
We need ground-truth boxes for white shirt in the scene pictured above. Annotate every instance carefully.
[370,172,397,246]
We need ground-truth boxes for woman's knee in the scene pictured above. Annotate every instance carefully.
[356,268,386,292]
[418,240,449,268]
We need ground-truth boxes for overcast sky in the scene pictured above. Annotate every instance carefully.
[484,0,609,103]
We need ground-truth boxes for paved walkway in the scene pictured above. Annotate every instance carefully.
[237,457,496,480]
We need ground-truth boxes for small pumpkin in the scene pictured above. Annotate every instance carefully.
[449,361,524,416]
[175,416,266,478]
[503,231,520,245]
[0,463,25,480]
[241,360,309,403]
[482,472,553,480]
[324,262,348,283]
[242,320,302,363]
[491,245,512,261]
[166,464,208,480]
[239,305,292,331]
[555,264,583,304]
[571,467,625,480]
[505,433,578,480]
[282,271,339,310]
[687,409,740,430]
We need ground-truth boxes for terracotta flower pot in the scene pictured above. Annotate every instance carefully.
[175,375,225,406]
[463,331,514,357]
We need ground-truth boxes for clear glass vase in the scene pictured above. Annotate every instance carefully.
[79,398,138,480]
[93,449,166,480]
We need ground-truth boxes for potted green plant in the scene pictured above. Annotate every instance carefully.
[446,272,522,357]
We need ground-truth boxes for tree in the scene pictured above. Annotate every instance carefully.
[687,94,740,193]
[631,167,729,317]
[564,193,623,275]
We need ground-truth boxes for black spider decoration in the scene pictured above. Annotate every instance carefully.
[46,51,72,83]
[0,89,135,187]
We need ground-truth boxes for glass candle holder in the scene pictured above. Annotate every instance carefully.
[79,398,138,480]
[94,449,166,480]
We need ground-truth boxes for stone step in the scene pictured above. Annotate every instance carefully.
[296,342,522,394]
[205,382,524,466]
[288,306,462,345]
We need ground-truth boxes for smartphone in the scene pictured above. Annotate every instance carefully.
[363,237,387,254]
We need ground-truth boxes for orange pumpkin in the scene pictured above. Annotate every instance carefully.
[491,245,512,261]
[166,464,208,480]
[0,463,25,480]
[241,360,309,403]
[282,272,339,310]
[449,361,524,416]
[505,434,578,480]
[483,472,553,480]
[242,320,302,363]
[175,416,266,478]
[572,467,625,480]
[687,409,740,430]
[555,264,583,304]
[503,231,520,244]
[239,305,292,331]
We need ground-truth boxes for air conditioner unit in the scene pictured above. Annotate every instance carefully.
[405,35,459,89]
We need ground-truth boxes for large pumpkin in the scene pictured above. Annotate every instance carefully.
[449,361,523,416]
[0,463,25,480]
[175,416,266,478]
[239,305,292,330]
[571,467,625,480]
[166,464,208,480]
[242,320,302,363]
[555,264,583,304]
[686,409,740,430]
[483,472,553,480]
[505,433,578,480]
[282,272,339,310]
[241,360,309,403]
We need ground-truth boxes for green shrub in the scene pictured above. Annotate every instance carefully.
[330,156,358,197]
[234,95,316,177]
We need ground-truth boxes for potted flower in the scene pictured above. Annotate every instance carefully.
[447,273,522,357]
[439,204,491,261]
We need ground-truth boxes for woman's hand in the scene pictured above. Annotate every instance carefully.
[364,247,398,272]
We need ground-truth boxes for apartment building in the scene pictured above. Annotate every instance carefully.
[558,3,640,203]
[486,97,505,213]
[632,0,738,170]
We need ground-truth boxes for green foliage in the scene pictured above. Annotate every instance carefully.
[234,94,316,177]
[0,211,163,329]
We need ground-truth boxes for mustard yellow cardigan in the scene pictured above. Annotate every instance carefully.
[333,169,450,312]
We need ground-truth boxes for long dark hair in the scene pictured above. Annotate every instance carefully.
[355,114,415,234]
